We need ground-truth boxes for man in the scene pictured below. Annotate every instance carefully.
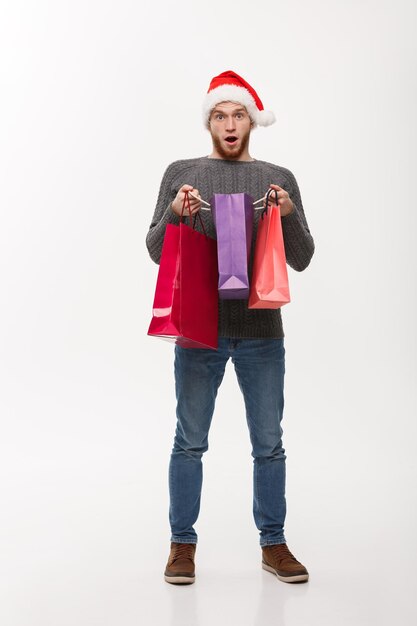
[146,70,315,585]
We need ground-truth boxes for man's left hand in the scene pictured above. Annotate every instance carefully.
[263,184,295,217]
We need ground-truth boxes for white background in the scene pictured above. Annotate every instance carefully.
[1,1,416,624]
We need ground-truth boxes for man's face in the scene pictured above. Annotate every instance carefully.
[208,101,253,160]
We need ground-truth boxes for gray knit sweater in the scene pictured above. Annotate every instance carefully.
[146,156,314,338]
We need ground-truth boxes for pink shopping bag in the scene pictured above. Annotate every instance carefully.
[248,189,291,309]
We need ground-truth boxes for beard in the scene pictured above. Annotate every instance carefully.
[209,127,251,160]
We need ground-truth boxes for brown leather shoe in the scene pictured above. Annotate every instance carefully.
[164,542,196,584]
[262,543,309,583]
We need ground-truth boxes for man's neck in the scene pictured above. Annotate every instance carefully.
[207,151,255,162]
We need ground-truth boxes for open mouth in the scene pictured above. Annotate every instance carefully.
[224,136,238,144]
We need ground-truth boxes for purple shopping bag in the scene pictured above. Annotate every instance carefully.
[210,193,254,299]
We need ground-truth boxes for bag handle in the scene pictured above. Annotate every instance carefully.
[188,190,280,210]
[261,188,279,220]
[180,190,193,222]
[180,191,208,236]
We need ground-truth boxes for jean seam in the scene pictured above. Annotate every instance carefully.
[254,461,265,536]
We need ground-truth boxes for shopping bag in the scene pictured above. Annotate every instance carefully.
[210,193,254,299]
[147,192,219,349]
[248,189,291,309]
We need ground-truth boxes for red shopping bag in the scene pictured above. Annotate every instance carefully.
[248,189,291,309]
[147,192,219,349]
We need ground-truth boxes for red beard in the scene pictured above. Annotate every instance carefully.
[209,128,251,160]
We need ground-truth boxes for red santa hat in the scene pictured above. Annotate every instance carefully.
[203,70,276,129]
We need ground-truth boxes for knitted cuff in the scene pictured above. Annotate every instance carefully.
[162,202,181,226]
[281,205,306,237]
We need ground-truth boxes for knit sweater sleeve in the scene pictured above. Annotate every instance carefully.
[280,169,315,272]
[145,162,181,265]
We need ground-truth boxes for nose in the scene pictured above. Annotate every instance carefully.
[225,116,236,132]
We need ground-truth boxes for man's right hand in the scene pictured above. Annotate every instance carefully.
[171,184,202,217]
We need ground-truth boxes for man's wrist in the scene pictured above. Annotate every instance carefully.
[282,202,295,217]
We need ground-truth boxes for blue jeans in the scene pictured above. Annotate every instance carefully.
[168,337,287,547]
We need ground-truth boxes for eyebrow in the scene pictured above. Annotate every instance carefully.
[212,107,246,115]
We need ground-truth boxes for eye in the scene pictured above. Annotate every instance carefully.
[215,114,224,120]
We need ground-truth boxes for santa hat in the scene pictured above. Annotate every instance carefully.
[203,70,276,129]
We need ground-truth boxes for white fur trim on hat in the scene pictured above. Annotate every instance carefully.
[256,109,276,126]
[203,85,275,128]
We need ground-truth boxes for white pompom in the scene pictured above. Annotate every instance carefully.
[257,110,276,127]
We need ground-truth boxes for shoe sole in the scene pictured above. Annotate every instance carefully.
[164,574,195,584]
[262,562,309,583]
